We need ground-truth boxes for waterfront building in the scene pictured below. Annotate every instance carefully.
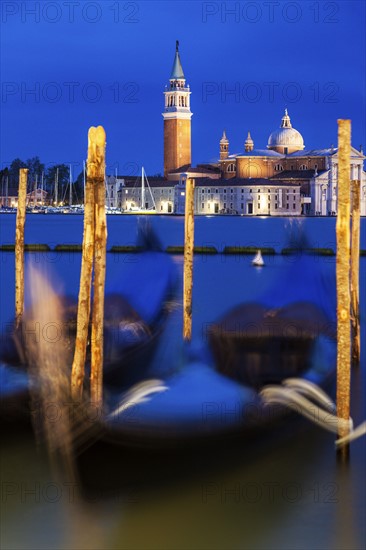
[0,182,17,208]
[215,110,366,216]
[113,43,366,216]
[0,186,49,208]
[117,176,174,213]
[174,176,301,216]
[105,176,119,209]
[160,45,366,216]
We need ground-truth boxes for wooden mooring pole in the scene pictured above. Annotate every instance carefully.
[15,168,28,328]
[336,119,351,459]
[71,126,106,405]
[350,179,361,366]
[183,177,195,341]
[90,127,107,407]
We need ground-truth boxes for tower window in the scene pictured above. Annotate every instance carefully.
[274,164,283,171]
[227,163,236,173]
[299,164,307,170]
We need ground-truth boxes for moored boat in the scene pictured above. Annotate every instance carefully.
[0,226,178,418]
[97,254,338,449]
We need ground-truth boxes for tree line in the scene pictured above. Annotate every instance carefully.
[0,157,85,204]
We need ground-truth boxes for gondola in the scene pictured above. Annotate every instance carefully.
[0,226,178,420]
[98,254,337,450]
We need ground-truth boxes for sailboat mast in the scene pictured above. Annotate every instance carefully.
[141,166,145,209]
[69,164,72,206]
[104,167,109,207]
[146,172,156,210]
[34,175,38,206]
[83,161,86,200]
[55,167,59,205]
[41,171,44,206]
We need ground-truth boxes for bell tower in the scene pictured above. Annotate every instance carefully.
[244,131,254,152]
[163,41,192,178]
[220,130,229,160]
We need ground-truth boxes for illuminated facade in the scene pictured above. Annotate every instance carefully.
[114,44,366,216]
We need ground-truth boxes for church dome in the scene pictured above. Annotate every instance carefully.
[267,109,304,154]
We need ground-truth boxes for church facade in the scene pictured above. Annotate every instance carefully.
[113,44,366,216]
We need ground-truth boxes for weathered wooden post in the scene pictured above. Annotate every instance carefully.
[71,126,106,402]
[350,179,361,366]
[90,127,107,408]
[15,168,28,328]
[183,176,195,341]
[336,119,352,458]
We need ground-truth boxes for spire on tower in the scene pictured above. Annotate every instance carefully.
[170,40,185,80]
[220,130,228,143]
[245,131,254,152]
[220,130,229,160]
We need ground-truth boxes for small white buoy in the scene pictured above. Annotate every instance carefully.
[252,250,264,267]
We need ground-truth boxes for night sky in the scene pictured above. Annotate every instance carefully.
[1,0,365,177]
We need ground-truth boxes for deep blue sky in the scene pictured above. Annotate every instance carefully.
[1,0,365,177]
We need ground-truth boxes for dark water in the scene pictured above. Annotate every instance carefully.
[0,213,365,251]
[0,215,365,549]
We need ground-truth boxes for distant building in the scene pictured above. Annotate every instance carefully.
[0,186,49,208]
[117,176,174,213]
[26,188,49,206]
[0,182,18,207]
[105,176,119,209]
[214,111,366,216]
[175,175,301,216]
[113,43,366,216]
